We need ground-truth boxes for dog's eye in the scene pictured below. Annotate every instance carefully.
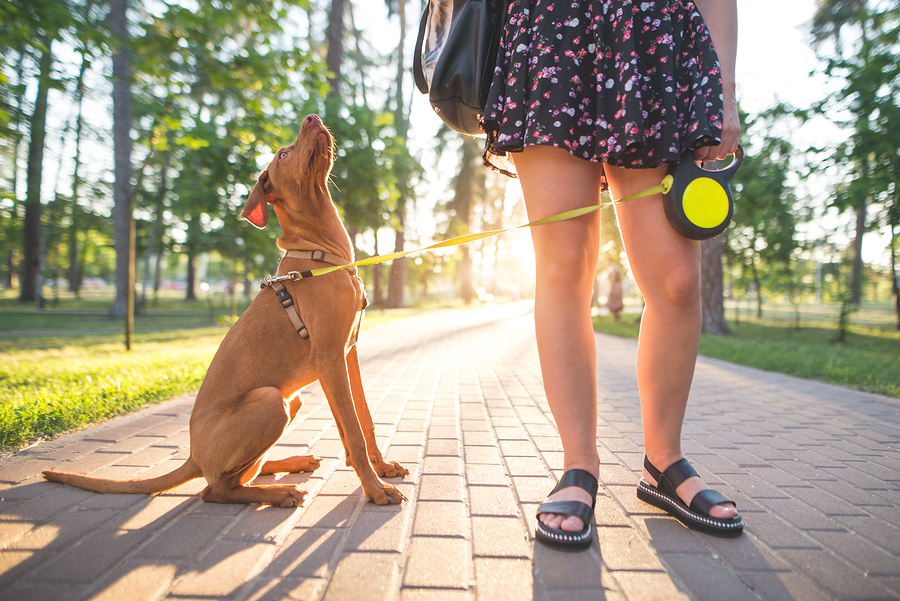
[279,151,288,159]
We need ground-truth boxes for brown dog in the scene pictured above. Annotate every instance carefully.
[44,115,408,507]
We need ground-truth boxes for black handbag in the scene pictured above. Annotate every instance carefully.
[413,0,508,136]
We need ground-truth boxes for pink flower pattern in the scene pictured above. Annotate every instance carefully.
[481,0,724,188]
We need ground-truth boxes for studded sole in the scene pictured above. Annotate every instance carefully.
[637,479,743,538]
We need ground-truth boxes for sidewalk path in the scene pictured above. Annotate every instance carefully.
[1,301,898,601]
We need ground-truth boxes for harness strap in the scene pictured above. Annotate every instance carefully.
[260,249,363,341]
[269,280,309,339]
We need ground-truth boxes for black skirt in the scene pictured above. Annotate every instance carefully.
[481,0,725,187]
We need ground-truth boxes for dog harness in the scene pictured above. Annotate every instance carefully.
[260,249,368,341]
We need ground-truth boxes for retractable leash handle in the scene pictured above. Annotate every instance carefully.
[663,145,743,240]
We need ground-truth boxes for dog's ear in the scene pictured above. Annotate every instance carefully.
[241,171,271,229]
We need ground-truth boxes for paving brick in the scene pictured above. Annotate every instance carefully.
[41,526,153,584]
[780,548,892,600]
[834,515,900,555]
[422,456,462,475]
[806,529,900,576]
[401,589,475,601]
[6,508,121,551]
[782,484,869,517]
[87,561,178,601]
[404,537,472,589]
[119,494,196,530]
[0,549,33,589]
[135,514,233,560]
[613,570,691,601]
[469,486,519,517]
[169,541,273,597]
[0,459,57,484]
[223,505,299,543]
[466,464,508,486]
[265,527,343,578]
[418,475,464,502]
[463,446,502,465]
[471,516,530,558]
[595,526,666,572]
[474,558,532,601]
[344,504,409,552]
[296,493,363,529]
[246,576,327,601]
[413,501,468,537]
[631,516,710,555]
[660,553,760,601]
[0,581,76,601]
[735,570,832,601]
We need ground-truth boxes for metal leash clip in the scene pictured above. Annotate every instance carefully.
[259,272,301,289]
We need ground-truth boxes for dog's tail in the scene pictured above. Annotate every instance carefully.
[43,458,203,495]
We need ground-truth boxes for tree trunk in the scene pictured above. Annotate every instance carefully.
[891,222,898,331]
[143,133,171,306]
[19,39,54,303]
[325,0,345,98]
[386,219,406,308]
[372,233,383,306]
[110,0,134,330]
[850,199,866,305]
[385,0,409,309]
[752,259,762,318]
[700,236,730,335]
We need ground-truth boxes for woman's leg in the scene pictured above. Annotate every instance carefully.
[604,163,738,520]
[513,146,603,533]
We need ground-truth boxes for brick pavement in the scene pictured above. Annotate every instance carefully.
[1,301,899,601]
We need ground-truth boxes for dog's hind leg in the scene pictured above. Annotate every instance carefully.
[259,456,321,474]
[195,386,306,507]
[346,345,409,478]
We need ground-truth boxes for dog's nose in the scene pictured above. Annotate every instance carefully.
[304,114,321,126]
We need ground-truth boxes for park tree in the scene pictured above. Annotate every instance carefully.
[729,106,803,319]
[109,0,134,332]
[2,0,74,304]
[811,0,900,305]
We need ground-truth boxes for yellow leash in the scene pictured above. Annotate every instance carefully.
[289,175,673,279]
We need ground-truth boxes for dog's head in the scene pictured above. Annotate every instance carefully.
[241,114,335,230]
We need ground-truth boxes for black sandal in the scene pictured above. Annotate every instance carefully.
[637,455,743,537]
[535,469,598,550]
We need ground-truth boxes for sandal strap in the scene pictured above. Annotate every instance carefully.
[535,500,594,524]
[643,456,698,492]
[644,455,737,517]
[690,488,736,515]
[549,469,598,497]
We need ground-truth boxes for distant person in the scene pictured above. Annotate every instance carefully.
[606,262,624,322]
[480,0,744,549]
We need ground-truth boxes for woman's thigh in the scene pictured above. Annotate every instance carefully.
[604,163,701,306]
[513,146,605,278]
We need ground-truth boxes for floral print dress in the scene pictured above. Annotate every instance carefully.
[481,0,724,188]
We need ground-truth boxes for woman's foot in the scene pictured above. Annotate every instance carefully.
[538,482,596,532]
[535,469,598,549]
[643,458,738,520]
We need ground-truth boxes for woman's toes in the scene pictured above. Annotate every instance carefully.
[560,515,586,532]
[708,503,738,519]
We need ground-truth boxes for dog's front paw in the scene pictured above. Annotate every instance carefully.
[365,480,407,505]
[372,458,409,479]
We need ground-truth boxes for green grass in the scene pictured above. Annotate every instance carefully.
[592,302,900,399]
[0,296,425,452]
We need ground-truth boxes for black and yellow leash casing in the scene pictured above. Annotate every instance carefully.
[663,145,743,240]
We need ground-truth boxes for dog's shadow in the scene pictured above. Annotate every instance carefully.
[0,466,397,600]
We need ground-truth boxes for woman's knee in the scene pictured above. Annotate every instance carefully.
[643,259,701,310]
[534,237,598,291]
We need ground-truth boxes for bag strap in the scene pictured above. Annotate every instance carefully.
[413,1,431,94]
